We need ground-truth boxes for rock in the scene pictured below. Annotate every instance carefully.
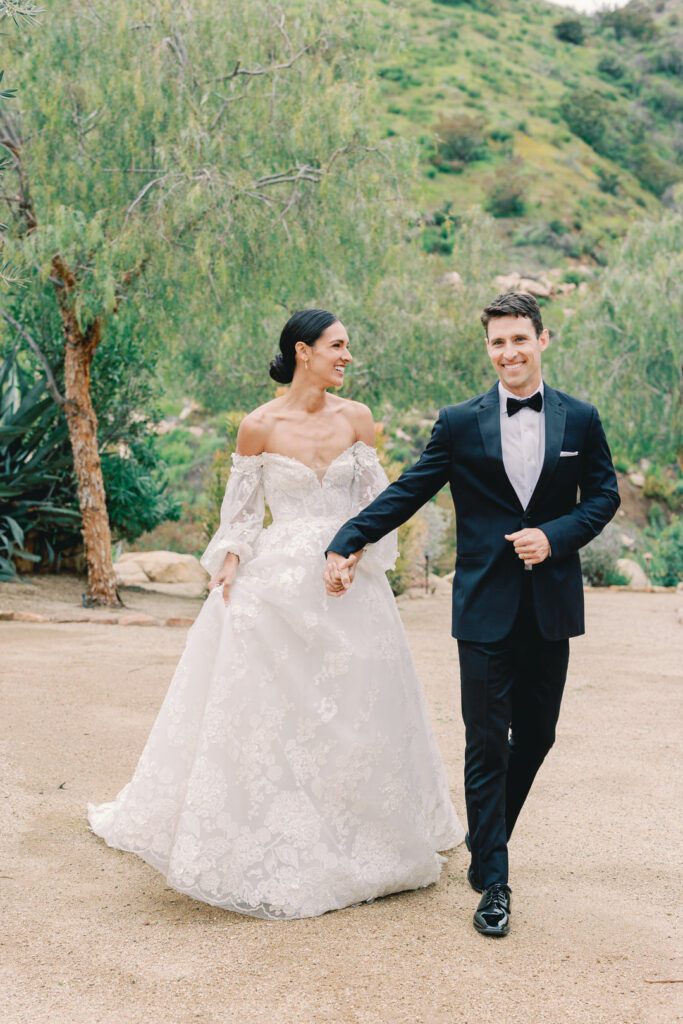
[639,458,651,472]
[556,282,576,295]
[616,558,649,589]
[188,425,204,438]
[165,616,196,628]
[153,418,177,435]
[628,472,646,488]
[119,613,158,627]
[13,611,50,623]
[179,400,199,421]
[518,277,552,299]
[494,273,522,292]
[0,610,14,620]
[619,533,635,549]
[113,561,149,586]
[116,550,207,584]
[440,271,463,288]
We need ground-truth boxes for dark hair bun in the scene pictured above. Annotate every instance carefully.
[269,308,338,386]
[269,353,293,385]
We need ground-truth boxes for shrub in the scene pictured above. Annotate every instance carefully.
[434,113,489,165]
[632,146,682,197]
[644,80,683,120]
[484,161,528,217]
[596,166,620,194]
[580,524,628,586]
[649,38,683,78]
[645,517,683,586]
[600,6,658,41]
[597,54,627,80]
[554,19,585,45]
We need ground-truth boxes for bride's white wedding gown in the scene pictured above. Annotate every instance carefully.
[88,441,464,919]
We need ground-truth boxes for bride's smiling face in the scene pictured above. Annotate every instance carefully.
[297,321,352,388]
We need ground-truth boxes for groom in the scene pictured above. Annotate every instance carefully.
[324,292,620,937]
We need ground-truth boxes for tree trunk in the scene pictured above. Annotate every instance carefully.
[53,258,121,607]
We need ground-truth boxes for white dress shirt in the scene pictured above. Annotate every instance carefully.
[498,380,545,510]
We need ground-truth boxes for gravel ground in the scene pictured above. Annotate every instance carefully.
[1,581,681,1024]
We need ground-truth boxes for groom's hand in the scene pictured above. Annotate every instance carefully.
[505,528,551,567]
[324,551,359,597]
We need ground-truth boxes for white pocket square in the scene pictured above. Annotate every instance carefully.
[560,450,579,457]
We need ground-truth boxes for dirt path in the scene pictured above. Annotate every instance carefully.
[1,583,681,1024]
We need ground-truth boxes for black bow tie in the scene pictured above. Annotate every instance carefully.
[506,392,543,417]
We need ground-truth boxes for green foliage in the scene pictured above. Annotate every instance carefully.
[0,353,82,573]
[0,349,179,572]
[596,167,620,195]
[580,524,628,587]
[559,87,681,197]
[644,517,683,587]
[433,113,489,167]
[554,19,585,46]
[485,161,528,218]
[600,6,658,43]
[548,213,683,466]
[597,53,628,81]
[101,440,180,543]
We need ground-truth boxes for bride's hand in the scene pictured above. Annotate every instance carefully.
[324,552,359,597]
[209,553,239,604]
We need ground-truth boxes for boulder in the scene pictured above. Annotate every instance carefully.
[113,560,149,586]
[628,472,646,488]
[518,277,552,299]
[494,273,522,292]
[616,558,649,589]
[116,550,208,584]
[440,271,463,288]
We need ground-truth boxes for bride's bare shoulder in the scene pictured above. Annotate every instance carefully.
[236,398,284,456]
[332,396,375,446]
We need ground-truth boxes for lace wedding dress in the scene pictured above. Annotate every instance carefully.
[88,441,464,919]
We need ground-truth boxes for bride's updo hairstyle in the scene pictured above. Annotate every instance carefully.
[269,308,338,384]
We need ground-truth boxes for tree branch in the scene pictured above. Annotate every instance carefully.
[214,38,322,83]
[0,307,66,405]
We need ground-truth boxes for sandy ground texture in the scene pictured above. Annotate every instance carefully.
[1,579,682,1024]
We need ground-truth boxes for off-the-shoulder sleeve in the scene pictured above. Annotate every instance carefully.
[200,454,265,576]
[351,444,398,576]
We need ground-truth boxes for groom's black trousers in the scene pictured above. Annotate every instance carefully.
[457,573,570,889]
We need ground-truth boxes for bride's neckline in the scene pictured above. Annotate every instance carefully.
[262,440,371,482]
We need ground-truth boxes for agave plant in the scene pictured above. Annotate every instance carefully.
[0,352,81,579]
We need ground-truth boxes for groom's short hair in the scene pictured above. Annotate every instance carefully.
[481,292,544,338]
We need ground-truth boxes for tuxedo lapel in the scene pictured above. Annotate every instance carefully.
[527,385,566,510]
[476,384,523,511]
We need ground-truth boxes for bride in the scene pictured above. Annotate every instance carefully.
[88,309,464,919]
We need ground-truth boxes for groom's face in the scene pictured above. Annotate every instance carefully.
[485,315,549,397]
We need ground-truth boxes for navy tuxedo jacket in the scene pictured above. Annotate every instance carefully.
[328,383,620,642]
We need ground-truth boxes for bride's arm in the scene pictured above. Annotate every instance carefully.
[200,417,266,598]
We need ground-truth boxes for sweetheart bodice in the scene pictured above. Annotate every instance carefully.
[247,444,362,522]
[200,441,397,574]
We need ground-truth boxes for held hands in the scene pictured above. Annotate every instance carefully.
[209,552,239,604]
[505,528,551,567]
[324,550,361,597]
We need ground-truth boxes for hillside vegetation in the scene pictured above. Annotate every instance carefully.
[372,0,683,265]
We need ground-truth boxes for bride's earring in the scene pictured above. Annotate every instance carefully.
[304,357,310,370]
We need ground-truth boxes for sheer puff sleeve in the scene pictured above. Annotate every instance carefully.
[352,443,398,576]
[200,454,265,577]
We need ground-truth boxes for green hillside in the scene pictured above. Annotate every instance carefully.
[371,0,683,267]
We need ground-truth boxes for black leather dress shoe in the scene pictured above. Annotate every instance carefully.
[473,883,511,937]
